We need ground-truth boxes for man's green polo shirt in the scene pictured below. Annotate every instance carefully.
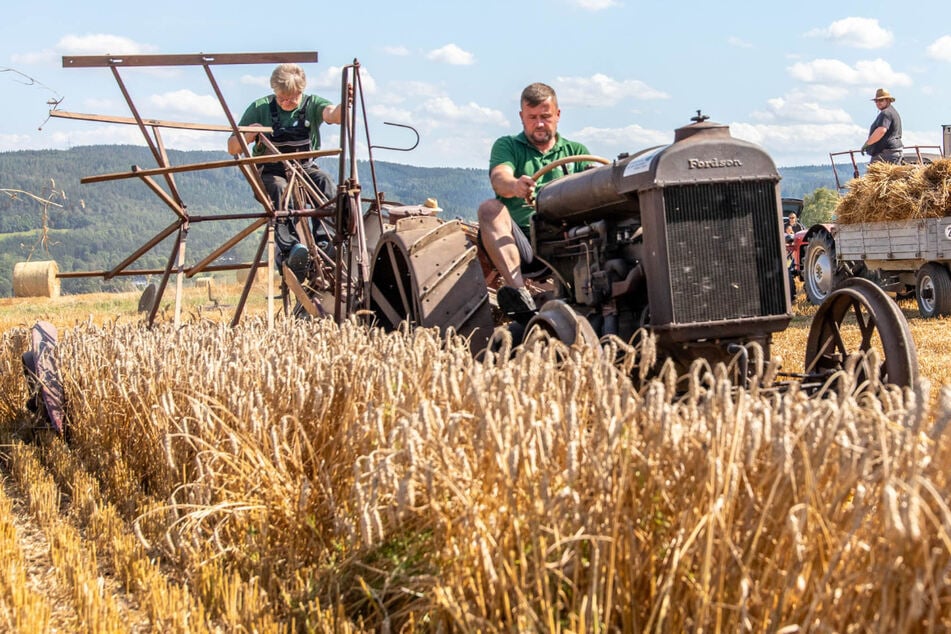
[489,132,591,230]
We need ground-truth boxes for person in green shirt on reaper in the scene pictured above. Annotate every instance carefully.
[227,63,344,281]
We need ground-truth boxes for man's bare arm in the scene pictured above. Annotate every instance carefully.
[227,123,263,155]
[490,164,535,199]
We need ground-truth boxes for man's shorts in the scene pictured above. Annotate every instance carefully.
[477,223,549,279]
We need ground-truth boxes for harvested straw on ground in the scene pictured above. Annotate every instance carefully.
[12,260,61,298]
[837,158,951,224]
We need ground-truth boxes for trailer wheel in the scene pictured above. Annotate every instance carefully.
[915,263,951,318]
[804,277,918,390]
[369,216,495,355]
[803,230,844,305]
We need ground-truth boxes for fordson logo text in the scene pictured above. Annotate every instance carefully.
[688,158,743,169]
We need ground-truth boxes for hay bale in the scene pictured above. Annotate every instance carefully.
[837,158,951,224]
[193,276,218,301]
[12,260,61,298]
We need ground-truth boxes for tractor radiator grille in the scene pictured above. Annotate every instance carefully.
[663,180,786,324]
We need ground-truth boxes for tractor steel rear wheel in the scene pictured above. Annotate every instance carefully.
[369,216,495,355]
[804,277,918,390]
[915,263,951,318]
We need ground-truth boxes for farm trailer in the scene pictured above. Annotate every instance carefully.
[792,124,951,317]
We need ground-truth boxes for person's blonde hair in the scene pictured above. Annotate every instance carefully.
[270,64,307,94]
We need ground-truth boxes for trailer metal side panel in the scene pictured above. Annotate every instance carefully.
[837,218,951,262]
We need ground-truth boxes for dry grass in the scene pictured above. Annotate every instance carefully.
[0,288,950,631]
[836,158,951,224]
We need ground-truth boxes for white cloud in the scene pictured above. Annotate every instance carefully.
[0,133,33,152]
[796,84,851,102]
[383,81,447,102]
[82,97,118,112]
[148,89,224,119]
[571,124,671,157]
[752,92,853,124]
[927,35,951,62]
[10,50,57,65]
[239,74,270,89]
[56,34,158,56]
[566,0,620,9]
[787,58,911,87]
[421,96,507,127]
[728,36,753,49]
[11,34,157,67]
[160,129,224,151]
[730,121,866,166]
[237,66,377,97]
[555,73,669,107]
[423,133,496,169]
[426,44,475,66]
[308,65,345,90]
[382,45,410,56]
[42,123,157,149]
[805,17,893,49]
[368,104,414,122]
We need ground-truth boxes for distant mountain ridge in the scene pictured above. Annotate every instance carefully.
[0,145,837,297]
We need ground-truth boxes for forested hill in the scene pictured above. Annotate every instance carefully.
[0,145,836,297]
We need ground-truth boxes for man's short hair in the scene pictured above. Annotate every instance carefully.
[270,64,307,95]
[521,82,557,108]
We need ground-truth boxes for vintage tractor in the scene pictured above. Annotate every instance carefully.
[368,113,920,390]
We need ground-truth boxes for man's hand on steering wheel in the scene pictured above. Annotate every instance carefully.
[513,174,536,201]
[527,154,610,206]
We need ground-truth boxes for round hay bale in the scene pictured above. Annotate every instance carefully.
[138,282,158,313]
[193,277,218,301]
[13,260,60,298]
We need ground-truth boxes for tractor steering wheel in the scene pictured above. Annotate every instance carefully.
[528,154,610,206]
[530,154,610,182]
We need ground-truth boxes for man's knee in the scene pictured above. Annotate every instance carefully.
[477,198,506,225]
[263,174,289,207]
[306,166,335,201]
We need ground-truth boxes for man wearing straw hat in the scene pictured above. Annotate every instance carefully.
[861,88,903,164]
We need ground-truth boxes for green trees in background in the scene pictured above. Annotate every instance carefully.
[802,187,840,225]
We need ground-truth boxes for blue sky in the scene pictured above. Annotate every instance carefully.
[2,0,950,171]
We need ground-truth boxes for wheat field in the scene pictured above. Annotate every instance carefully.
[1,283,951,632]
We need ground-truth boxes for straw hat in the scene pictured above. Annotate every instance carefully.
[871,88,895,102]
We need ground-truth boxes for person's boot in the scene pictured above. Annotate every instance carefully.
[285,243,309,283]
[497,285,537,324]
